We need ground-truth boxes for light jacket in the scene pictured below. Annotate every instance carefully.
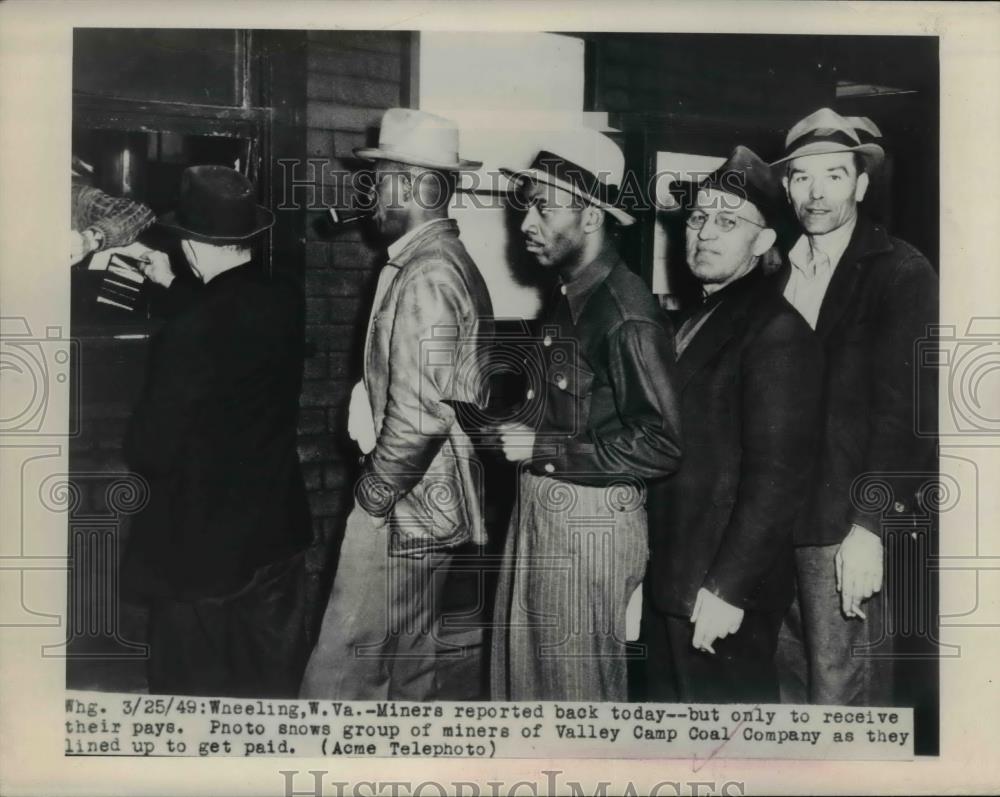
[355,218,494,555]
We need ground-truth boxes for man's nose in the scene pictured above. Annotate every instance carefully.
[521,207,540,235]
[809,180,824,199]
[698,219,717,240]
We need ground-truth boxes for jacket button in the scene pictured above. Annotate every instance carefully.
[526,388,535,400]
[560,284,567,295]
[544,462,555,473]
[894,501,906,513]
[543,335,552,347]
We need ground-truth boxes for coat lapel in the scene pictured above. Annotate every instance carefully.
[674,273,760,390]
[814,217,892,339]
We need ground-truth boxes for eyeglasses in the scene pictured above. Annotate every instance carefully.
[686,210,765,233]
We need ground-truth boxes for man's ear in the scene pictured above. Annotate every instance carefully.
[781,175,791,200]
[181,239,203,279]
[399,171,414,204]
[582,204,605,233]
[751,227,778,257]
[854,171,870,203]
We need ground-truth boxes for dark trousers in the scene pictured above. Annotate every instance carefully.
[640,602,784,703]
[776,544,893,705]
[146,553,309,698]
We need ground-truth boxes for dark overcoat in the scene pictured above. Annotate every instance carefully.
[122,263,311,601]
[647,268,824,618]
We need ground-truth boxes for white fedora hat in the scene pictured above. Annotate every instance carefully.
[502,128,636,226]
[354,107,481,171]
[772,107,884,170]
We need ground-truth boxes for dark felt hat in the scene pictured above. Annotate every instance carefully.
[158,165,274,243]
[667,145,784,227]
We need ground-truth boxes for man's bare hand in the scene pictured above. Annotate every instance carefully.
[137,248,175,288]
[690,588,744,654]
[498,422,535,462]
[835,523,883,619]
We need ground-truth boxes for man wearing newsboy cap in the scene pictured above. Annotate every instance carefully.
[641,146,823,703]
[121,165,312,697]
[492,128,682,701]
[772,108,938,706]
[299,109,493,700]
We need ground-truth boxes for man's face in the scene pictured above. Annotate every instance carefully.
[368,161,410,240]
[685,188,773,289]
[517,179,587,269]
[783,151,869,235]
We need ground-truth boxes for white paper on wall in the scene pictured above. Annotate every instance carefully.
[419,32,594,319]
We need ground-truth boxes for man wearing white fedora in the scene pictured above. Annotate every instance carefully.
[492,129,682,701]
[300,108,494,700]
[771,107,938,706]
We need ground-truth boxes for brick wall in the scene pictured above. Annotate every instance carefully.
[298,31,412,573]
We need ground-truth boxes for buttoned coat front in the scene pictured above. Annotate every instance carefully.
[647,270,825,619]
[778,216,939,546]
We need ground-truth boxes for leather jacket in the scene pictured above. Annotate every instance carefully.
[355,219,494,555]
[527,246,683,486]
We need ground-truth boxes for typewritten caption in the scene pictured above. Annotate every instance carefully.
[64,691,913,760]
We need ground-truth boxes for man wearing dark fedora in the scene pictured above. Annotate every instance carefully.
[299,108,493,700]
[492,128,682,701]
[771,107,938,706]
[121,165,312,697]
[640,146,823,703]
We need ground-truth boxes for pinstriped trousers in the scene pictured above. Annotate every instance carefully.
[491,471,648,701]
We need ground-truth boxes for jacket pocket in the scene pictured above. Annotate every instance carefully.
[547,361,596,435]
[392,467,470,552]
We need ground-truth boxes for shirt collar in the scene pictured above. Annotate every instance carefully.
[201,255,253,285]
[789,215,857,276]
[560,246,618,323]
[387,218,452,262]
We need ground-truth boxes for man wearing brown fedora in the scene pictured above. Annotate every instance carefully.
[641,146,823,703]
[492,129,682,701]
[121,165,312,697]
[771,108,938,706]
[299,108,493,700]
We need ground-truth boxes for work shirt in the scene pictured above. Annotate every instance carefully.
[783,216,856,329]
